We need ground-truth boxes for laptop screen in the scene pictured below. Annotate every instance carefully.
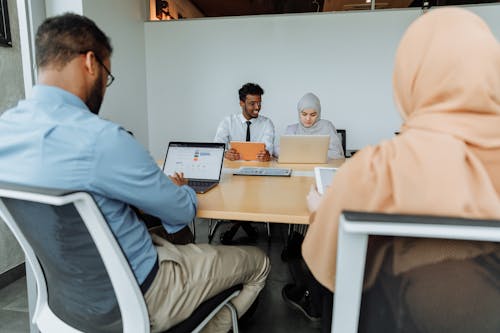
[162,142,225,181]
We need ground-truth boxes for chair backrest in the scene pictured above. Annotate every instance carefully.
[336,129,346,156]
[0,182,149,333]
[332,210,500,333]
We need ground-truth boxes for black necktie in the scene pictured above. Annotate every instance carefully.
[245,121,251,142]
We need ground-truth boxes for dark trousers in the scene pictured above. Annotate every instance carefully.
[283,229,332,330]
[286,256,332,331]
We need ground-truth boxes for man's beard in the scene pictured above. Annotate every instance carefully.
[86,74,104,115]
[244,106,258,119]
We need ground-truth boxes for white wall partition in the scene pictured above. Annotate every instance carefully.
[83,0,150,147]
[44,0,150,148]
[144,9,418,159]
[144,4,500,160]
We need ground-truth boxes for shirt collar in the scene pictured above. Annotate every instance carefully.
[31,85,90,111]
[239,114,256,124]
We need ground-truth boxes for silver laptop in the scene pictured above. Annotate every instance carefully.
[278,135,330,164]
[162,142,225,193]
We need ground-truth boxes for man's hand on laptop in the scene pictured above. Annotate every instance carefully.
[225,148,240,161]
[256,149,271,162]
[169,172,188,186]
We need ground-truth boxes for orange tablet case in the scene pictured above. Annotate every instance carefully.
[230,141,265,161]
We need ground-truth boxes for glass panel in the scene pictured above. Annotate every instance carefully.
[148,0,500,20]
[393,0,499,9]
[148,0,328,21]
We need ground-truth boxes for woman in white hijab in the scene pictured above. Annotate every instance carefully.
[275,93,344,158]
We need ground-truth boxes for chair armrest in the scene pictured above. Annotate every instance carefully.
[340,210,500,242]
[343,210,500,228]
[332,210,500,333]
[0,181,75,197]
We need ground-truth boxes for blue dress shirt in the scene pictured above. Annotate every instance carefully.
[0,85,197,284]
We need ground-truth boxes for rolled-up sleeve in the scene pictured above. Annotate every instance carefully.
[91,126,197,232]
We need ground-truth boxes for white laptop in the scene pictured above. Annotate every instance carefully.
[278,135,330,164]
[162,142,225,193]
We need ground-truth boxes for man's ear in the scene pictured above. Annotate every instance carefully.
[83,51,98,76]
[239,100,245,108]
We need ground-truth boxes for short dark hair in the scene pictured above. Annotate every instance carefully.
[239,83,264,102]
[35,13,113,69]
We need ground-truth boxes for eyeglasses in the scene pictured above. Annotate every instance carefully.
[80,51,115,87]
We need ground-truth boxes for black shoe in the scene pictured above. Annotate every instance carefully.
[220,224,241,245]
[282,284,321,325]
[281,231,305,261]
[221,223,258,245]
[220,234,257,245]
[241,224,258,241]
[282,283,305,301]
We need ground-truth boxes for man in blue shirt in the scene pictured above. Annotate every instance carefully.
[0,13,269,332]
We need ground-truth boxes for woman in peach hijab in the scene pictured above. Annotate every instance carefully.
[302,7,500,332]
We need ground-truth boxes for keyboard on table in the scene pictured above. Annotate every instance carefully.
[233,167,292,177]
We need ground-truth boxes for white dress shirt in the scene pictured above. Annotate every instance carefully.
[214,113,275,153]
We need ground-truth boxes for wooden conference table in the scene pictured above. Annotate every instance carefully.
[196,158,345,225]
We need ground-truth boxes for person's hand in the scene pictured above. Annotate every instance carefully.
[169,172,188,186]
[256,149,271,162]
[307,185,322,213]
[225,148,240,161]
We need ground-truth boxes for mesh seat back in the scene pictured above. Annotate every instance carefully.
[3,198,122,332]
[337,129,346,155]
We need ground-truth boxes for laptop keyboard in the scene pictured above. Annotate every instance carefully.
[188,180,214,187]
[187,180,217,193]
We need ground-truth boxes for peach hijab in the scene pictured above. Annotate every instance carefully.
[302,7,500,292]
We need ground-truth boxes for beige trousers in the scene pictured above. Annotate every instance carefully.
[144,234,270,332]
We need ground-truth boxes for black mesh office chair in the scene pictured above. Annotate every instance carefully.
[332,211,500,333]
[336,129,346,157]
[0,181,241,333]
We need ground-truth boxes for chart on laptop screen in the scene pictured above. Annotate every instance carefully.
[163,146,224,180]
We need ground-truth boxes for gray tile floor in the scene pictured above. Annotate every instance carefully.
[0,221,320,333]
[0,277,29,333]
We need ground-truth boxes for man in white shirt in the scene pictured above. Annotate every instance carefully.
[214,83,275,161]
[214,83,275,244]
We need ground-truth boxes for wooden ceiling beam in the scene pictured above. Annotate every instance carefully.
[323,0,338,11]
[168,0,204,18]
